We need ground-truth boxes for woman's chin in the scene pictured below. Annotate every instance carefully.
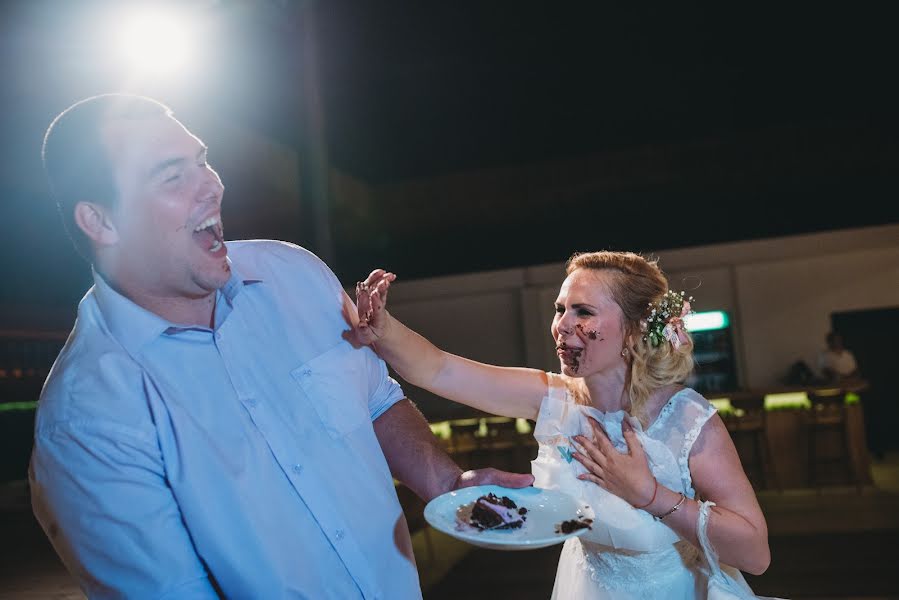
[559,363,582,377]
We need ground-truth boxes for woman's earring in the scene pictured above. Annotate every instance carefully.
[621,347,628,357]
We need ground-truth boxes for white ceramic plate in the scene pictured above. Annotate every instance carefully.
[424,485,595,551]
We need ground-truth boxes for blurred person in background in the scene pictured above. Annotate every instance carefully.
[817,331,860,382]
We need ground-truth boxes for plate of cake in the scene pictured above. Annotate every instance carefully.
[423,485,594,550]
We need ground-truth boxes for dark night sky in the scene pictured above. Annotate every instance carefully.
[1,1,897,320]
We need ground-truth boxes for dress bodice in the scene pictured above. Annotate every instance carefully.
[531,373,716,553]
[534,374,778,599]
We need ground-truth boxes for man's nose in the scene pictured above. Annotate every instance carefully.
[199,167,224,203]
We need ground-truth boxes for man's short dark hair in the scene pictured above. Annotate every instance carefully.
[42,94,172,261]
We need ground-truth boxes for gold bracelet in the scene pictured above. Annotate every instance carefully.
[654,492,686,521]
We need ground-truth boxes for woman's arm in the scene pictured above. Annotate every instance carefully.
[573,415,771,575]
[644,415,770,574]
[347,270,546,420]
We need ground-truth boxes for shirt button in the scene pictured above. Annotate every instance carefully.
[292,464,303,475]
[245,397,258,407]
[215,331,223,341]
[302,368,312,377]
[335,529,345,541]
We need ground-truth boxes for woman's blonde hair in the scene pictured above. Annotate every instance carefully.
[564,251,694,424]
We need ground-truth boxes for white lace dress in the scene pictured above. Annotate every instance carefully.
[532,374,777,600]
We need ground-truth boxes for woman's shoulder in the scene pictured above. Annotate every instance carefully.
[546,372,589,404]
[672,387,714,412]
[649,386,716,435]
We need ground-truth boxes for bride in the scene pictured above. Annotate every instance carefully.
[349,250,777,599]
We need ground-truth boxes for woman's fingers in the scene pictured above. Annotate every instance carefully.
[572,449,604,478]
[573,435,608,469]
[587,417,615,454]
[364,269,387,287]
[621,420,647,460]
[577,472,606,488]
[356,270,396,327]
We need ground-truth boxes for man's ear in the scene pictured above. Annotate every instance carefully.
[73,201,119,247]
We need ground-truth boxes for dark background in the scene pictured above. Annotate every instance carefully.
[1,0,897,323]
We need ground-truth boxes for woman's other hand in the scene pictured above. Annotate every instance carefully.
[572,417,657,509]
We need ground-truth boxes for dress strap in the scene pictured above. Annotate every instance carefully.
[697,501,725,580]
[545,372,569,402]
[697,501,768,599]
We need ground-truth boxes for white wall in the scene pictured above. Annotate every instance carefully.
[736,245,899,387]
[366,224,899,417]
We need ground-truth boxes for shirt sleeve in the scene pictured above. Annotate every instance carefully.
[362,346,407,420]
[30,420,218,599]
[309,250,407,421]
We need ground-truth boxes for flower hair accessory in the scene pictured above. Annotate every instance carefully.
[641,290,694,349]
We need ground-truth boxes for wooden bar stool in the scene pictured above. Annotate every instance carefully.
[721,395,781,492]
[804,392,862,493]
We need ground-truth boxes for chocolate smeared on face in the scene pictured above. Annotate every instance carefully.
[576,324,603,341]
[556,342,583,373]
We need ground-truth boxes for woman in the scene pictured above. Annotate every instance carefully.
[351,251,775,599]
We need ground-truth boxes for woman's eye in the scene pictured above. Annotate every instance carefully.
[578,309,593,317]
[554,305,564,314]
[164,173,181,183]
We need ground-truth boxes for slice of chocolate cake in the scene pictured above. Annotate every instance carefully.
[469,493,526,530]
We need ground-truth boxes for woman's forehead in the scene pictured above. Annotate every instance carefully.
[557,269,615,304]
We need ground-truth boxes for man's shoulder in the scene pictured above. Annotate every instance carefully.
[226,240,334,281]
[38,321,151,433]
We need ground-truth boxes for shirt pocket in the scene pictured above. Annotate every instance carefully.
[291,343,370,439]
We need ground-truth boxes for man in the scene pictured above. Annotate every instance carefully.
[31,94,532,599]
[817,331,860,382]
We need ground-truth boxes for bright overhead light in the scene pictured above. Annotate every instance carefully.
[115,8,191,76]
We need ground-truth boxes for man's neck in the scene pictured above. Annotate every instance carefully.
[98,267,218,328]
[136,292,218,328]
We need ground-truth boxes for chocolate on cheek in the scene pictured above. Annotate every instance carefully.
[576,323,604,342]
[572,323,605,373]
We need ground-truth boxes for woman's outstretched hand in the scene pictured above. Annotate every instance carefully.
[572,417,658,509]
[345,269,396,348]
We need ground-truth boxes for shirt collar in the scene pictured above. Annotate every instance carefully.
[91,259,263,357]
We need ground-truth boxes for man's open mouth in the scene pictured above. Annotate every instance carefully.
[192,215,225,253]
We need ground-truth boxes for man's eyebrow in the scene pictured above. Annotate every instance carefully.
[147,156,186,180]
[146,146,207,180]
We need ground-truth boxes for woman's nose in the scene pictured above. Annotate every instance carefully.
[557,314,574,336]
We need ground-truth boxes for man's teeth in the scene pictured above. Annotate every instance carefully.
[209,239,222,252]
[193,216,220,232]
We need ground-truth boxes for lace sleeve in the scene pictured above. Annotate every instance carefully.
[679,399,717,497]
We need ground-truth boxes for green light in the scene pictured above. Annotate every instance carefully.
[684,311,729,332]
[0,401,38,412]
[764,392,811,411]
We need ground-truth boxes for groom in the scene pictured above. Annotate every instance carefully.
[29,93,533,599]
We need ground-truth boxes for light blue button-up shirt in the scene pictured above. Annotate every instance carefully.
[30,240,420,599]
